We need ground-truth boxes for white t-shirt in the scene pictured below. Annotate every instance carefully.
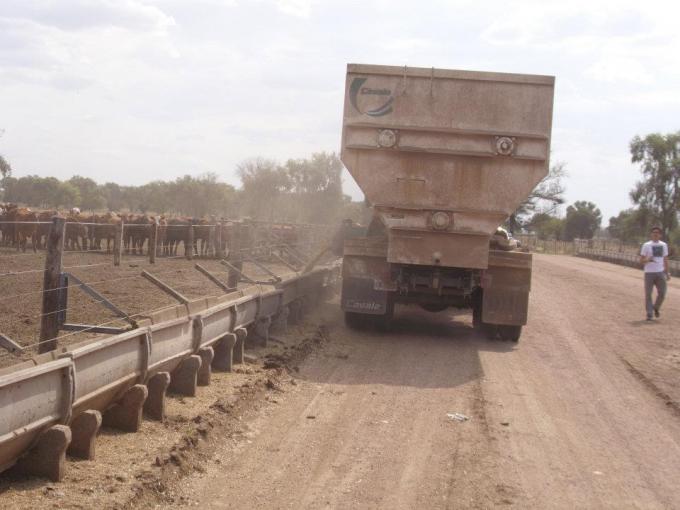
[640,240,668,273]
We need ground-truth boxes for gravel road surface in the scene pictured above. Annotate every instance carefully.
[181,254,680,509]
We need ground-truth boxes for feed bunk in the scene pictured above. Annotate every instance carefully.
[0,264,337,481]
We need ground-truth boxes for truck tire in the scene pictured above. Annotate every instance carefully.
[345,311,366,330]
[498,325,522,342]
[472,305,482,329]
[481,323,497,340]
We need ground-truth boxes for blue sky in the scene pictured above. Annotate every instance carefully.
[1,0,679,222]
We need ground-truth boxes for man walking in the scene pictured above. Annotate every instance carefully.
[640,226,671,320]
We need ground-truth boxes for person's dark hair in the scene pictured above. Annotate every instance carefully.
[650,226,662,233]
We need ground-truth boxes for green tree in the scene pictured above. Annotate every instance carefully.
[102,182,124,211]
[608,207,652,243]
[283,152,343,223]
[629,132,680,240]
[528,212,565,240]
[563,201,602,240]
[68,175,105,211]
[237,158,291,219]
[0,154,11,179]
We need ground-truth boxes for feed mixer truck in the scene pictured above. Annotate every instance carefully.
[340,64,555,341]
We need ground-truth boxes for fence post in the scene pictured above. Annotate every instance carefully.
[216,221,224,259]
[186,224,194,260]
[208,225,216,258]
[227,222,241,289]
[149,220,158,264]
[113,221,123,267]
[39,216,66,353]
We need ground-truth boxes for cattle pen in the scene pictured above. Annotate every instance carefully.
[0,215,339,482]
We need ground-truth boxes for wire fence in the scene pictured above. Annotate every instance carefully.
[0,217,334,366]
[515,234,680,276]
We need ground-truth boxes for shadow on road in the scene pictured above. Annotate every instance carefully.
[294,303,516,390]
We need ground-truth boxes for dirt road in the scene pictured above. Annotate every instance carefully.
[169,254,680,509]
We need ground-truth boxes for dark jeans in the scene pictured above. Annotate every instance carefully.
[644,272,667,316]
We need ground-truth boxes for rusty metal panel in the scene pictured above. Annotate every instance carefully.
[0,358,73,473]
[342,63,554,268]
[388,229,489,269]
[148,317,194,373]
[343,237,388,258]
[63,329,150,416]
[482,252,533,325]
[342,252,393,291]
[488,249,532,270]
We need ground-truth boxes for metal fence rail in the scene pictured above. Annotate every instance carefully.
[574,246,680,276]
[515,235,680,276]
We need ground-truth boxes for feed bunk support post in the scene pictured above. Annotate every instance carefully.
[221,259,266,285]
[39,216,66,353]
[195,263,235,292]
[144,372,171,421]
[67,410,102,460]
[58,271,135,333]
[212,333,237,372]
[141,270,190,304]
[0,332,23,355]
[244,255,282,283]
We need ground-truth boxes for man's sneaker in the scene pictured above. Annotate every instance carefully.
[654,307,660,318]
[646,315,653,321]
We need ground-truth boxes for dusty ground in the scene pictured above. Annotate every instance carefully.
[0,247,296,368]
[170,254,680,509]
[1,254,679,509]
[0,305,329,509]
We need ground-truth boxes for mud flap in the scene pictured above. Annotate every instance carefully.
[482,251,532,326]
[341,277,390,315]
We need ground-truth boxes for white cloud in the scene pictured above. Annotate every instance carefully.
[273,0,315,18]
[0,0,175,31]
[1,0,680,222]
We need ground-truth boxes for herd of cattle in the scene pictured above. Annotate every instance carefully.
[0,203,303,257]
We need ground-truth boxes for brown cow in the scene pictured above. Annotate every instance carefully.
[91,212,120,253]
[65,213,89,251]
[6,205,38,252]
[164,217,189,256]
[36,210,59,249]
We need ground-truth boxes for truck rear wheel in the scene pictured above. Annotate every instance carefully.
[498,325,522,342]
[345,311,367,330]
[481,323,497,339]
[472,306,482,329]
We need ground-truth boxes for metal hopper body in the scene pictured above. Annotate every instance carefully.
[341,64,554,269]
[339,64,555,340]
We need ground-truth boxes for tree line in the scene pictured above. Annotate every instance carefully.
[2,131,678,246]
[0,152,361,225]
[514,130,679,250]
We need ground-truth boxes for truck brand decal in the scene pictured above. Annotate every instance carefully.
[349,77,394,117]
[345,299,383,311]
